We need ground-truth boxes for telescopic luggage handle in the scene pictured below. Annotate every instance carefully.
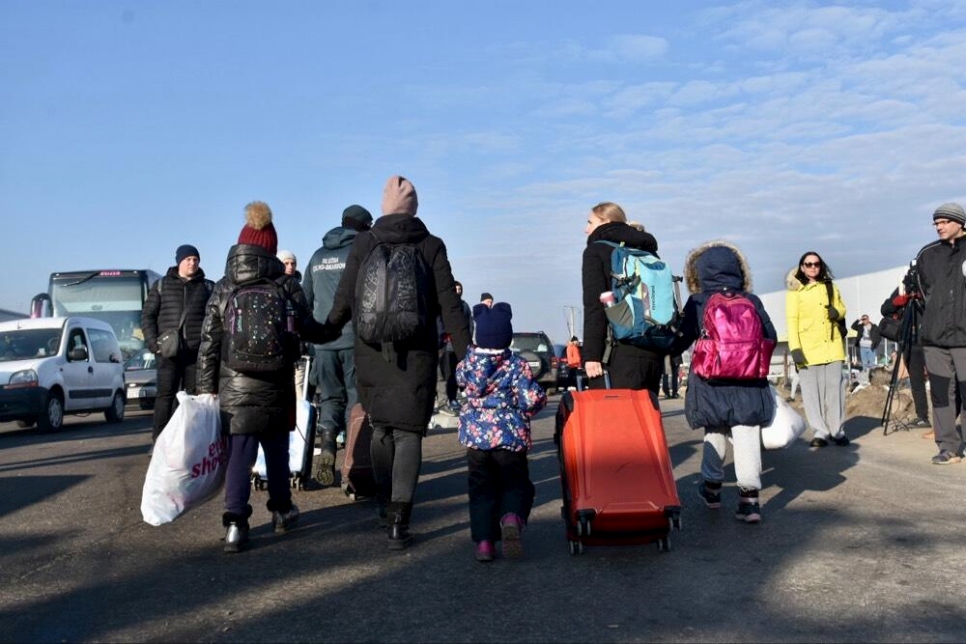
[576,370,611,391]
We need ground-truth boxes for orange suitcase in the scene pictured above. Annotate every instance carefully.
[555,386,681,555]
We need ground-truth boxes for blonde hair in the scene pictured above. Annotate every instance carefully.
[591,202,628,224]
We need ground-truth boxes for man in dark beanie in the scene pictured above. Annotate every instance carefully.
[302,204,374,486]
[196,201,327,553]
[480,292,494,308]
[320,176,471,550]
[915,201,966,465]
[141,243,214,444]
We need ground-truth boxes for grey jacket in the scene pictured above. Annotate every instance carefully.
[303,226,360,351]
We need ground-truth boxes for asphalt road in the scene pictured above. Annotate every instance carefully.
[1,393,965,643]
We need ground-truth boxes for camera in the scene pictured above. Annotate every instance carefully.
[902,260,921,300]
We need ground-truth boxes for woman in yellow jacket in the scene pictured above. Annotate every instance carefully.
[786,251,849,448]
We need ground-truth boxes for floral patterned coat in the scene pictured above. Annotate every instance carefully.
[455,347,547,452]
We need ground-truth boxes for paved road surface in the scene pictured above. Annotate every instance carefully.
[1,394,964,643]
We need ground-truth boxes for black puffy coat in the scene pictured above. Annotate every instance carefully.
[673,242,777,430]
[196,244,323,436]
[916,235,966,348]
[582,222,664,390]
[325,214,472,433]
[141,266,214,354]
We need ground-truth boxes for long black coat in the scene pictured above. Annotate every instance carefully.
[326,214,472,433]
[673,242,777,430]
[196,244,322,436]
[141,266,213,353]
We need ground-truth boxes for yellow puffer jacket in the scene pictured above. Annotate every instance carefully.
[786,278,847,366]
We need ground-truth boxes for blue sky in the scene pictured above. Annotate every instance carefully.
[2,0,965,344]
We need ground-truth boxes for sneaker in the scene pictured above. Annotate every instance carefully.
[833,434,850,447]
[500,513,525,560]
[697,482,721,509]
[735,502,762,524]
[224,522,249,553]
[336,430,346,448]
[809,437,829,448]
[272,504,300,534]
[931,450,962,465]
[437,404,458,417]
[911,418,931,428]
[475,540,496,562]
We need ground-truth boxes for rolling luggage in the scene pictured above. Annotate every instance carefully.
[555,376,681,555]
[341,403,378,500]
[253,356,316,490]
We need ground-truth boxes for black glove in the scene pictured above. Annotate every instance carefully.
[826,306,840,321]
[791,349,807,367]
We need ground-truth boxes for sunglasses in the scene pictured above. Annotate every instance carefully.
[802,261,822,268]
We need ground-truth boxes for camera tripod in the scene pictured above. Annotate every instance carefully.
[881,301,918,435]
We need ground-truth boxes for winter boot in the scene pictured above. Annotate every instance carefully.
[387,502,413,550]
[267,499,300,534]
[222,511,251,554]
[315,426,339,487]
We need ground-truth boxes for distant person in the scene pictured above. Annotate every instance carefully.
[662,354,682,399]
[141,244,214,445]
[581,201,663,392]
[786,251,849,448]
[915,202,966,465]
[674,241,776,524]
[850,314,881,372]
[565,336,582,370]
[881,273,930,430]
[437,280,473,417]
[480,292,494,308]
[320,176,472,550]
[277,250,301,280]
[302,204,373,486]
[196,201,325,553]
[456,302,546,562]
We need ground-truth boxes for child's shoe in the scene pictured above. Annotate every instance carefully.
[223,522,249,553]
[500,513,525,559]
[735,489,761,524]
[272,504,300,534]
[475,540,496,562]
[697,481,722,509]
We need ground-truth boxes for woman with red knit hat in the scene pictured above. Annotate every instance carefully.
[196,201,325,554]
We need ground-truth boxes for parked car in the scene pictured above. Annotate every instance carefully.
[0,316,126,431]
[509,331,558,394]
[124,349,157,411]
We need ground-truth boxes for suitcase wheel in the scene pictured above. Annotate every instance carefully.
[657,535,671,553]
[575,510,595,537]
[671,515,683,532]
[568,540,585,556]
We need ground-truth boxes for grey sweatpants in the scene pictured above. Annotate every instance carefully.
[923,346,966,455]
[701,425,762,491]
[799,361,845,441]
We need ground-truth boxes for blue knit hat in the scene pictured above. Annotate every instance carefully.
[474,302,513,349]
[175,244,200,264]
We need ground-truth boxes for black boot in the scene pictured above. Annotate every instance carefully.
[387,502,413,550]
[222,511,251,554]
[314,426,338,486]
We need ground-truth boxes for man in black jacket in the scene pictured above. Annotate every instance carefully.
[916,202,966,464]
[141,244,213,443]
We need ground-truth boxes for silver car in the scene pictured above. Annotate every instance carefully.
[124,350,157,410]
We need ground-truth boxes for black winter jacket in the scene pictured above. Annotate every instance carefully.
[916,235,966,348]
[196,244,324,436]
[673,242,777,430]
[850,319,882,350]
[581,222,661,365]
[141,266,214,354]
[303,226,360,351]
[324,214,472,433]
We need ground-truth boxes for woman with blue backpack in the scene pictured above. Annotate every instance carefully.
[672,241,777,524]
[581,202,665,392]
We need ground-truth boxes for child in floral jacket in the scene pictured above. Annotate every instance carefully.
[456,302,546,562]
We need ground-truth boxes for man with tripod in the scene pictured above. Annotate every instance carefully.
[916,202,966,464]
[881,273,930,432]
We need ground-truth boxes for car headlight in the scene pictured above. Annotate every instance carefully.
[7,369,39,388]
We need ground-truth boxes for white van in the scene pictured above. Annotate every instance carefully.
[0,317,127,431]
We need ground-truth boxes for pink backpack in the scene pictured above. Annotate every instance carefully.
[690,292,776,380]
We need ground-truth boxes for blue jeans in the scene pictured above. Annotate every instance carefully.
[860,346,876,370]
[314,348,357,432]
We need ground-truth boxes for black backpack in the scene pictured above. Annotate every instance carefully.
[222,278,293,372]
[355,232,432,344]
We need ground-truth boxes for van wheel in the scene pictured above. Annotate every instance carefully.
[105,392,125,423]
[36,392,64,432]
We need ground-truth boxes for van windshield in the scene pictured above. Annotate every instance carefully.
[0,329,61,362]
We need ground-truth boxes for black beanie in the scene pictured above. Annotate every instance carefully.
[342,204,373,231]
[175,244,200,264]
[474,302,513,350]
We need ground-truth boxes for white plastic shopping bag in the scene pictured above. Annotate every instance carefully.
[141,392,226,526]
[761,385,807,450]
